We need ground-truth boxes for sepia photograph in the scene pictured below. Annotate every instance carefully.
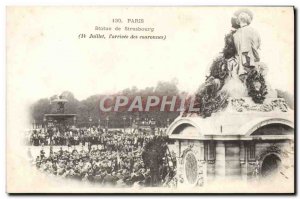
[5,6,295,194]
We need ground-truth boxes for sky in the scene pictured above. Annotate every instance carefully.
[7,7,294,102]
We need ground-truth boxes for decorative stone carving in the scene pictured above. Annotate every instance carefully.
[177,145,205,187]
[180,144,193,164]
[230,98,289,112]
[184,152,198,184]
[257,144,288,161]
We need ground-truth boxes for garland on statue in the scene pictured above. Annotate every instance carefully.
[183,32,236,118]
[223,31,237,59]
[246,70,268,104]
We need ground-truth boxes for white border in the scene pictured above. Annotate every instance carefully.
[1,0,299,198]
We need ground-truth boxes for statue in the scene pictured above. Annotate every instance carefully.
[231,9,269,103]
[185,9,271,117]
[232,9,261,81]
[50,94,68,114]
[223,9,269,103]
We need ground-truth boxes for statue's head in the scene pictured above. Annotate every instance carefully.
[234,9,253,26]
[231,16,240,29]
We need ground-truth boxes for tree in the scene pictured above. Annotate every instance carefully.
[29,98,51,123]
[142,136,172,186]
[29,80,183,128]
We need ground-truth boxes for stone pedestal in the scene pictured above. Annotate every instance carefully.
[215,141,226,179]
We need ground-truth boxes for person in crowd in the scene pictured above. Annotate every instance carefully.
[29,125,176,187]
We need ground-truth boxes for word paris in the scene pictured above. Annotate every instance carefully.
[113,18,144,23]
[99,95,199,112]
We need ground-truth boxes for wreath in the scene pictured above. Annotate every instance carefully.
[183,77,229,118]
[183,35,233,118]
[209,56,229,83]
[197,90,229,118]
[246,70,268,104]
[184,30,269,117]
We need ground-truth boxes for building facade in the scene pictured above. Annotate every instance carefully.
[167,97,294,188]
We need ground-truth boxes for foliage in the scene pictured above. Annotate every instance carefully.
[246,70,268,104]
[184,54,230,118]
[223,31,237,59]
[30,80,182,127]
[142,136,172,186]
[184,32,236,117]
[29,98,51,124]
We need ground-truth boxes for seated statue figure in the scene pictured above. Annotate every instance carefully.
[229,9,270,103]
[185,9,275,118]
[232,9,260,81]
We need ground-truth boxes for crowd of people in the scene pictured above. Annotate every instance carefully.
[27,126,176,188]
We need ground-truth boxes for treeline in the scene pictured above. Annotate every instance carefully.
[30,79,185,128]
[29,78,294,128]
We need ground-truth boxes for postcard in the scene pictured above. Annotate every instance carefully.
[6,6,294,193]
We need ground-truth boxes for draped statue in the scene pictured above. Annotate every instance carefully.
[184,9,271,118]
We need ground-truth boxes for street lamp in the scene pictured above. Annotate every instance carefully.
[123,116,126,133]
[89,116,92,128]
[73,116,77,126]
[167,118,170,127]
[33,119,36,129]
[129,116,132,133]
[106,116,109,131]
[136,116,140,134]
[98,119,101,128]
[150,118,156,136]
[43,117,47,128]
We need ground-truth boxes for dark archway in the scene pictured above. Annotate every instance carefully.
[251,123,293,136]
[261,154,281,178]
